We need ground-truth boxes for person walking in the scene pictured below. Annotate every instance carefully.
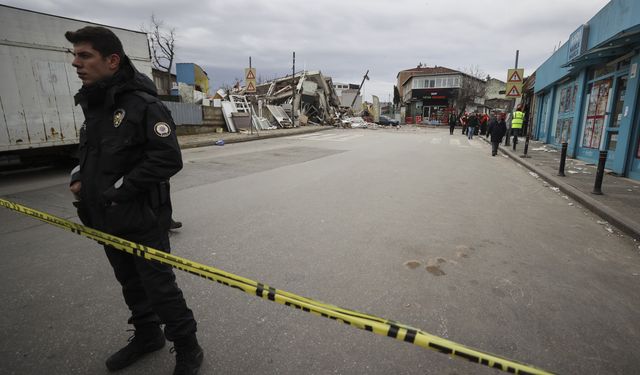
[66,26,203,375]
[487,114,507,156]
[460,113,468,135]
[479,112,489,136]
[448,112,457,135]
[511,106,525,150]
[467,113,479,140]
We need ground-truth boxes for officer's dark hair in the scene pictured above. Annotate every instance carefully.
[65,26,125,60]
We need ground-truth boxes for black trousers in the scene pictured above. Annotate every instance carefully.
[491,141,500,155]
[449,125,455,135]
[104,232,197,341]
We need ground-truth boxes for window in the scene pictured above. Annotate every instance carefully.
[581,79,612,149]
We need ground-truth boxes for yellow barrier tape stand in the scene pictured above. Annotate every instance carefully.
[0,198,555,375]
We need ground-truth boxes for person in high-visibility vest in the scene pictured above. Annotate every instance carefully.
[511,106,525,150]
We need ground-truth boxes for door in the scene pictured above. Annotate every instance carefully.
[580,79,612,150]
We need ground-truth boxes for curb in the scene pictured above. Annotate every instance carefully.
[481,137,640,240]
[178,126,334,149]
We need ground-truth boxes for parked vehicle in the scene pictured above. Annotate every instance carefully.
[377,115,400,126]
[0,5,152,165]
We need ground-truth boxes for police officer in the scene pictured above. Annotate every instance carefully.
[511,106,525,151]
[66,26,203,375]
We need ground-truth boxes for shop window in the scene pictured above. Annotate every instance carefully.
[551,80,578,144]
[554,118,572,143]
[611,76,627,128]
[593,65,616,79]
[618,57,631,70]
[581,79,612,149]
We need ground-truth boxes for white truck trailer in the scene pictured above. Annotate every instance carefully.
[0,5,152,164]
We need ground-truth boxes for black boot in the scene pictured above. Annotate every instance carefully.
[170,218,183,230]
[172,334,204,375]
[106,324,165,371]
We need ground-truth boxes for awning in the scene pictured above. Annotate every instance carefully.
[562,25,640,70]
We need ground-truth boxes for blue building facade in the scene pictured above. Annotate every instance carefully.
[533,0,640,180]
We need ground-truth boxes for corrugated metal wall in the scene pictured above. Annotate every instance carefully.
[162,101,203,125]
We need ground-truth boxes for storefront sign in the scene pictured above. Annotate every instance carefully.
[411,88,454,100]
[567,24,589,61]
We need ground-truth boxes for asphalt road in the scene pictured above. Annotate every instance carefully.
[1,127,639,375]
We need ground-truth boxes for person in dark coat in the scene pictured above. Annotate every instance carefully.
[487,113,507,156]
[466,113,479,140]
[448,112,457,135]
[66,26,203,374]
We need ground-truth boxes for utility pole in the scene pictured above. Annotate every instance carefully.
[292,52,296,125]
[350,70,369,109]
[505,50,519,147]
[249,56,253,135]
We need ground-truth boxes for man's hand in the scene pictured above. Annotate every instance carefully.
[70,181,82,200]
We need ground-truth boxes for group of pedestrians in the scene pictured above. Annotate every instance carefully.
[449,111,508,156]
[449,112,492,140]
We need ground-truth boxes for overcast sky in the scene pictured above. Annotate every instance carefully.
[4,0,610,101]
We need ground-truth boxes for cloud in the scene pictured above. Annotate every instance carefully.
[4,0,610,101]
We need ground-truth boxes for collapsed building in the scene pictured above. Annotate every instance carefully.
[218,70,343,132]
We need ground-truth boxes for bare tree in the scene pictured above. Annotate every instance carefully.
[455,65,487,114]
[142,14,176,73]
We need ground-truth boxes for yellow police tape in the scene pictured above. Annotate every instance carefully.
[0,198,554,375]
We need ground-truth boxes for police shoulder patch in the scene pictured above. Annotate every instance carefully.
[153,122,171,137]
[113,109,126,128]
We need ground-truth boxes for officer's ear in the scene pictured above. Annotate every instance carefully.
[105,53,121,72]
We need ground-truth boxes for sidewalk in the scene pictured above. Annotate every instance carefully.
[177,125,333,149]
[485,136,640,240]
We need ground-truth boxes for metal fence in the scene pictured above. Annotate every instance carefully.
[162,101,203,126]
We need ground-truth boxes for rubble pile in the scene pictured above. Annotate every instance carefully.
[254,70,342,126]
[214,70,344,133]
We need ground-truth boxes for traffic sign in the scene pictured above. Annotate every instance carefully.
[505,83,522,97]
[507,68,524,83]
[245,68,256,80]
[245,67,257,93]
[246,80,256,93]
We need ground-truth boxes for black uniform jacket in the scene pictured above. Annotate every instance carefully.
[71,57,182,241]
